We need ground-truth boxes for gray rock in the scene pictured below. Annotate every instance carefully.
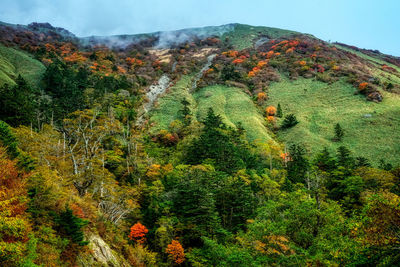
[363,113,372,118]
[77,233,131,267]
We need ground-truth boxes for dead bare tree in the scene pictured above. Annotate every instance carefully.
[63,108,120,196]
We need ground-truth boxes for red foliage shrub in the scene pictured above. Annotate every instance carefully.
[359,82,368,91]
[129,222,148,244]
[315,64,325,73]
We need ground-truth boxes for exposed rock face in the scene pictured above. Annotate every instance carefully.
[77,234,131,267]
[136,74,171,125]
[144,74,171,113]
[192,53,216,91]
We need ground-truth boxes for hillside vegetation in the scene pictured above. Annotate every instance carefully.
[0,44,45,87]
[222,24,299,50]
[268,76,400,165]
[150,78,273,142]
[0,21,400,267]
[193,85,273,141]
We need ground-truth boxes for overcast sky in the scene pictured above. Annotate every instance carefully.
[1,0,399,56]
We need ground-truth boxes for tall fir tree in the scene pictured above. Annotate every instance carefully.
[287,144,309,184]
[333,123,344,142]
[277,103,283,118]
[0,75,38,126]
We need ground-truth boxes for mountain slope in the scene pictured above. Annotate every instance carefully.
[0,44,45,87]
[123,23,400,165]
[268,76,400,164]
[1,20,400,266]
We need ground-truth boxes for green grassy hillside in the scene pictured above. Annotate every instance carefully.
[0,45,45,87]
[267,76,400,165]
[193,85,272,142]
[149,76,273,142]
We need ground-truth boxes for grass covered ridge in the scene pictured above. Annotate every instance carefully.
[267,77,400,165]
[0,45,45,87]
[149,76,273,142]
[193,85,273,142]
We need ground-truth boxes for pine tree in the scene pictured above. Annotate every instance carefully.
[186,108,256,173]
[203,108,224,130]
[355,156,371,167]
[287,144,309,184]
[379,159,393,171]
[334,123,344,142]
[314,147,336,172]
[56,207,89,246]
[0,75,38,126]
[0,120,19,159]
[179,98,191,126]
[277,103,283,118]
[281,114,298,129]
[336,146,354,169]
[172,174,221,246]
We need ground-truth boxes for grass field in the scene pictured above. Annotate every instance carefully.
[193,85,273,142]
[267,76,400,166]
[0,45,45,88]
[149,76,273,143]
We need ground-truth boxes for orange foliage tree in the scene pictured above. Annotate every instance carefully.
[129,222,148,244]
[359,82,368,91]
[285,47,295,54]
[126,57,144,67]
[44,43,56,52]
[257,92,267,105]
[257,92,267,100]
[257,60,268,68]
[166,240,185,264]
[64,52,87,63]
[266,106,277,116]
[117,66,127,74]
[222,50,239,57]
[248,71,256,77]
[146,164,161,180]
[267,115,275,123]
[254,235,293,256]
[232,58,244,64]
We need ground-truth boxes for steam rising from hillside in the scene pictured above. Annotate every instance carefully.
[155,24,235,48]
[155,31,191,48]
[80,24,236,49]
[80,35,149,49]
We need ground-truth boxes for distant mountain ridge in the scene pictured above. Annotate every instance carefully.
[1,20,398,60]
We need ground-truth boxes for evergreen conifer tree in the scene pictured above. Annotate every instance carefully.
[277,103,283,118]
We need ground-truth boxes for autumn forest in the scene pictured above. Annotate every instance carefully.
[0,20,400,266]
